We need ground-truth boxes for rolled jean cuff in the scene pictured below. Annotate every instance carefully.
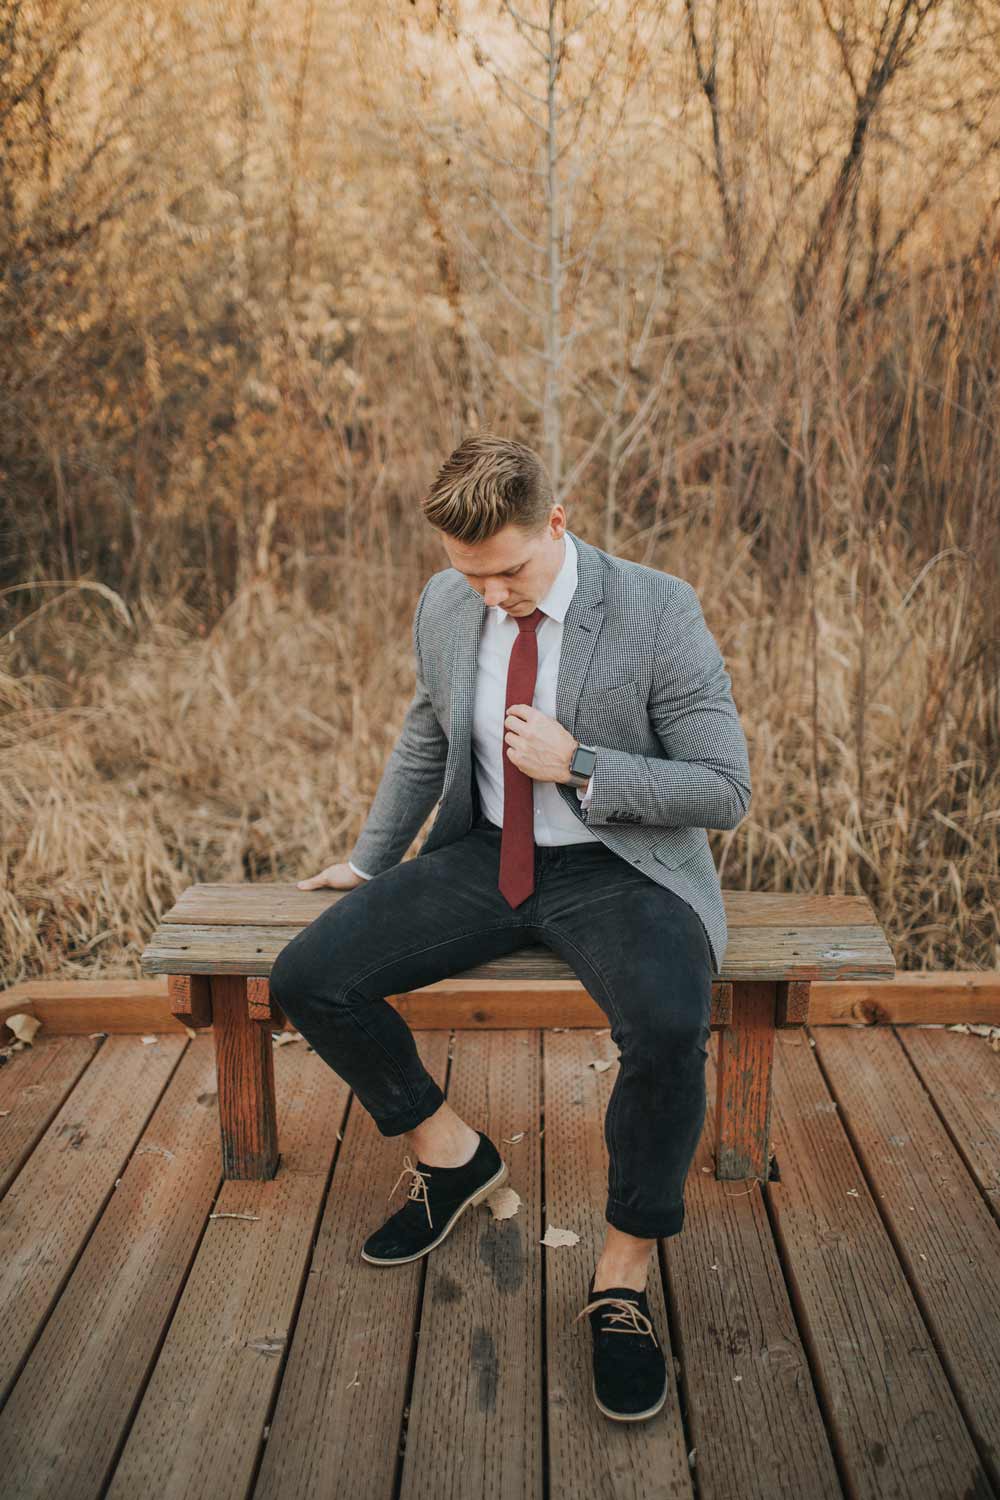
[606,1195,685,1240]
[373,1077,446,1138]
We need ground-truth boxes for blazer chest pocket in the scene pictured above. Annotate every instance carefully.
[649,825,709,869]
[594,677,640,706]
[582,678,644,737]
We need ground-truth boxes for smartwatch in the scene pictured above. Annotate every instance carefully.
[568,742,598,787]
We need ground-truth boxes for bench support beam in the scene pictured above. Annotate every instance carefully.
[714,980,778,1181]
[209,975,280,1180]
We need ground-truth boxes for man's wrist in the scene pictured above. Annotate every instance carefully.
[565,738,595,788]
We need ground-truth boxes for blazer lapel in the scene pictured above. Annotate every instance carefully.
[556,530,606,738]
[441,584,486,801]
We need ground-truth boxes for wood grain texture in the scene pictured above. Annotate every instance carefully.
[776,978,811,1027]
[159,881,882,930]
[246,975,284,1027]
[811,1024,1000,1490]
[398,1031,543,1500]
[387,979,736,1030]
[209,975,279,1180]
[252,1032,451,1500]
[0,1038,222,1500]
[0,1037,101,1198]
[142,920,896,982]
[106,1042,347,1500]
[0,1035,186,1404]
[767,1027,991,1498]
[714,981,777,1181]
[7,970,1000,1036]
[895,1023,1000,1208]
[665,1037,843,1499]
[0,1024,996,1495]
[167,973,211,1027]
[543,1027,694,1496]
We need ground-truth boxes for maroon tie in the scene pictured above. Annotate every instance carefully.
[498,606,546,908]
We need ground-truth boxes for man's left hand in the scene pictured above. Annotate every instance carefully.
[503,704,578,783]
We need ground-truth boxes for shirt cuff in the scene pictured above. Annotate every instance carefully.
[348,860,374,880]
[576,778,594,808]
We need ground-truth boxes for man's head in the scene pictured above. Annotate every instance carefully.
[422,433,567,614]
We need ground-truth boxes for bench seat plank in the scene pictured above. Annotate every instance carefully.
[161,881,880,931]
[141,920,895,982]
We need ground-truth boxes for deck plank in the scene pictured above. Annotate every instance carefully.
[105,1041,347,1500]
[766,1027,991,1498]
[252,1032,450,1500]
[0,1034,186,1405]
[0,1015,995,1499]
[0,1036,101,1197]
[543,1027,693,1498]
[668,1041,842,1499]
[0,1036,222,1498]
[812,1025,1000,1490]
[399,1031,543,1500]
[894,1024,1000,1209]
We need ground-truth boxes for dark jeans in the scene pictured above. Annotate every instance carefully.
[268,814,714,1239]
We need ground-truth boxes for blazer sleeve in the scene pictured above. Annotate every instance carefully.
[580,580,751,831]
[346,579,450,875]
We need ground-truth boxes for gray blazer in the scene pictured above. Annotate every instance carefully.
[348,529,751,973]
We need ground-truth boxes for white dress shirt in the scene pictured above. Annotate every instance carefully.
[349,532,599,880]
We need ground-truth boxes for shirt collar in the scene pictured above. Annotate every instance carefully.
[494,532,577,625]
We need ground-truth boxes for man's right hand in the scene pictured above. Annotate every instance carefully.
[296,862,367,891]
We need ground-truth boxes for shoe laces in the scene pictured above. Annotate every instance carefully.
[388,1154,434,1227]
[574,1293,659,1347]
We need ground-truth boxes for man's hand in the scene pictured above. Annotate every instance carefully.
[503,704,578,783]
[296,862,366,891]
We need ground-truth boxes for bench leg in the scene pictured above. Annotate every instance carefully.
[713,979,776,1181]
[209,975,280,1180]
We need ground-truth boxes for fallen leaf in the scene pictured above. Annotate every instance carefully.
[588,1058,613,1072]
[540,1225,580,1247]
[486,1185,521,1220]
[503,1131,526,1144]
[5,1013,41,1045]
[141,1035,158,1045]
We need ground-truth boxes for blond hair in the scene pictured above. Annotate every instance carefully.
[420,433,554,543]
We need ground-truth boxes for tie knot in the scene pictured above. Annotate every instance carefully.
[515,607,545,633]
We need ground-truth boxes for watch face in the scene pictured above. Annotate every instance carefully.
[572,745,598,776]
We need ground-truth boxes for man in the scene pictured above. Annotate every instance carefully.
[268,433,751,1423]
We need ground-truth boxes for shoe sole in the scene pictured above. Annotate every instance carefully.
[591,1371,668,1422]
[359,1158,509,1266]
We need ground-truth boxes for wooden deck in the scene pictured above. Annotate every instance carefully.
[0,1019,997,1500]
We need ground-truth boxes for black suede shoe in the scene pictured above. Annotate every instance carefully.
[575,1271,668,1421]
[360,1130,508,1265]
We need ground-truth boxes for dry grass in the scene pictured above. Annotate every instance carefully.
[1,0,998,980]
[2,517,996,982]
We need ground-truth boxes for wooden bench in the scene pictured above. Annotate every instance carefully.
[140,883,895,1183]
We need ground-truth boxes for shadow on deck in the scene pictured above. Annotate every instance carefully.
[0,1019,997,1499]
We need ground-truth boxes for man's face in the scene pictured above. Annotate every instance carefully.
[440,509,567,614]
